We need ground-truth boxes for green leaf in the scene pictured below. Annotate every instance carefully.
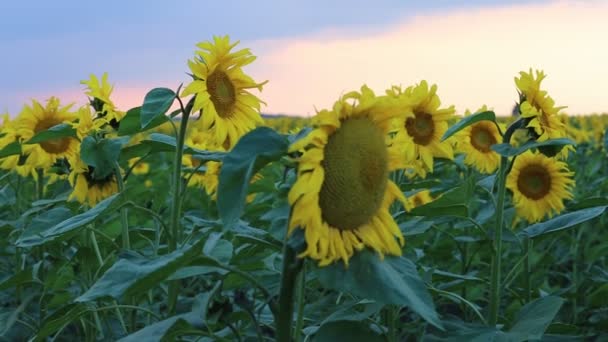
[509,296,564,341]
[26,123,76,144]
[15,193,123,247]
[604,128,608,151]
[0,141,21,158]
[518,206,607,238]
[217,127,288,229]
[117,312,201,342]
[441,111,496,142]
[316,250,443,329]
[0,185,16,207]
[120,143,152,162]
[18,207,72,242]
[76,240,203,301]
[0,269,34,291]
[492,138,575,157]
[142,133,225,161]
[408,186,469,218]
[313,321,384,342]
[80,136,128,180]
[33,303,93,341]
[141,88,175,128]
[118,106,168,136]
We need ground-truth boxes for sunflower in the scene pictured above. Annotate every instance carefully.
[81,73,126,124]
[408,189,435,209]
[506,151,574,223]
[288,85,408,266]
[181,35,267,149]
[515,69,570,152]
[71,105,106,140]
[454,106,502,174]
[388,81,455,176]
[128,157,150,176]
[17,97,79,170]
[0,114,36,178]
[68,149,119,207]
[182,128,224,190]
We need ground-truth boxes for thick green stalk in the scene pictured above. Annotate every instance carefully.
[36,168,44,200]
[114,162,130,250]
[276,243,303,342]
[523,237,532,303]
[386,306,398,342]
[294,263,306,342]
[488,119,522,326]
[167,103,191,314]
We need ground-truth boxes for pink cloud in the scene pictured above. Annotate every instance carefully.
[247,0,608,116]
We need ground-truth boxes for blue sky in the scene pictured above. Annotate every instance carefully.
[3,0,606,116]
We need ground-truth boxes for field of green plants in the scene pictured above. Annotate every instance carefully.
[1,36,607,341]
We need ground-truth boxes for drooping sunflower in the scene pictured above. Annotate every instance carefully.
[17,97,79,170]
[81,73,126,124]
[506,151,574,223]
[515,69,569,145]
[454,106,502,174]
[288,85,408,266]
[388,81,455,176]
[68,149,119,207]
[181,35,267,149]
[71,105,106,140]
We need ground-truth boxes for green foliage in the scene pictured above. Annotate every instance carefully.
[441,111,497,142]
[140,88,175,128]
[80,136,128,179]
[118,107,169,136]
[217,127,289,229]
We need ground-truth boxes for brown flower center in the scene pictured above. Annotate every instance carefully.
[207,70,236,118]
[517,164,552,200]
[34,117,71,154]
[318,117,388,230]
[470,125,497,153]
[405,111,435,145]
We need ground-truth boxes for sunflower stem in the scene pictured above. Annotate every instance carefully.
[523,237,532,303]
[386,306,398,342]
[276,242,303,342]
[36,168,44,200]
[294,262,306,342]
[167,95,192,315]
[488,119,522,327]
[114,162,130,250]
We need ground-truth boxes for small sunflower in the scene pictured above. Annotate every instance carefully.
[288,85,408,266]
[182,128,224,190]
[454,106,502,174]
[17,97,79,170]
[81,73,126,124]
[408,189,435,209]
[128,157,150,176]
[506,151,574,223]
[68,149,119,207]
[182,35,267,149]
[389,81,455,176]
[0,114,36,178]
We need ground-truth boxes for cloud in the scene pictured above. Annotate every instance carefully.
[248,0,608,116]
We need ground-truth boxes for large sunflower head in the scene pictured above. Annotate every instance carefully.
[0,114,35,178]
[506,151,574,223]
[17,97,79,170]
[455,106,502,174]
[181,35,267,150]
[81,73,125,125]
[71,105,106,140]
[389,81,455,175]
[68,151,119,207]
[288,85,408,266]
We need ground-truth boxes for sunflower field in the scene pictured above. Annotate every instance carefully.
[1,36,607,341]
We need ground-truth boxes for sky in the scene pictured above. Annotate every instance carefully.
[1,0,607,117]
